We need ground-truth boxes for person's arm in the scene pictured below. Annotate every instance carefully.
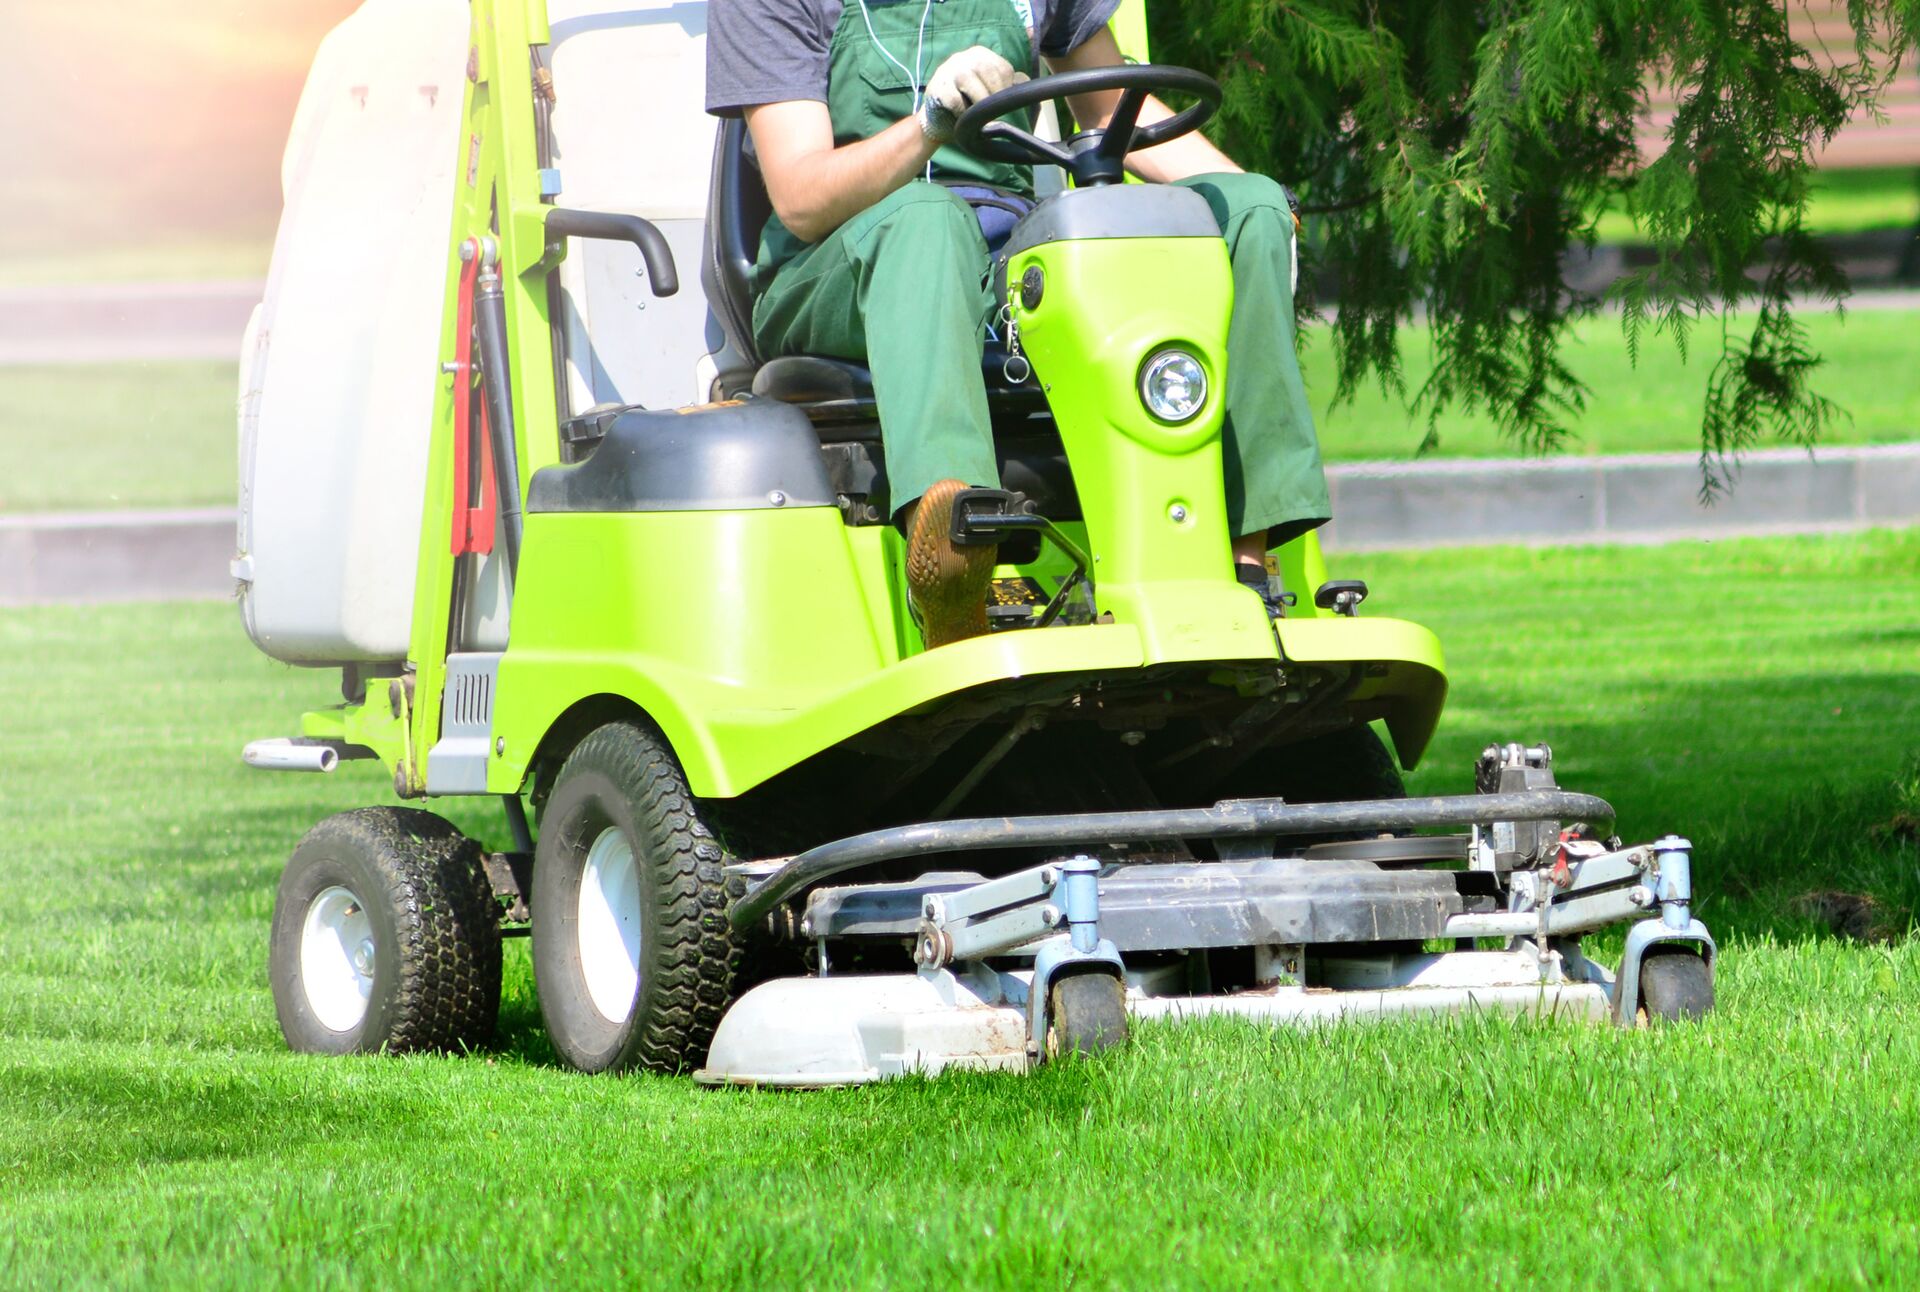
[1044,25,1241,183]
[745,101,936,244]
[745,47,1029,245]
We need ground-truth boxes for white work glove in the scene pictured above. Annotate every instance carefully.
[918,45,1028,144]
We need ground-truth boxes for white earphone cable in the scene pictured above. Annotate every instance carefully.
[855,0,940,181]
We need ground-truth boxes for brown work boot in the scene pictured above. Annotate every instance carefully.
[905,479,997,649]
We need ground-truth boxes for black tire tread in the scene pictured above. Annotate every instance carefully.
[1047,971,1129,1059]
[554,722,743,1071]
[287,807,501,1053]
[1638,947,1715,1023]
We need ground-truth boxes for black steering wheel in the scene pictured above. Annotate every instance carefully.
[952,64,1222,189]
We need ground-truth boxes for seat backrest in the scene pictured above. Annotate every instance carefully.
[703,116,771,367]
[546,1,734,412]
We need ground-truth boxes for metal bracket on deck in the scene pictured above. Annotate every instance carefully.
[1612,837,1716,1024]
[1445,841,1654,939]
[911,857,1125,1055]
[914,856,1105,967]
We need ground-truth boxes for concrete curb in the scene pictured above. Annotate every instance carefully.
[0,508,236,607]
[1321,442,1920,552]
[0,280,261,365]
[2,444,1916,606]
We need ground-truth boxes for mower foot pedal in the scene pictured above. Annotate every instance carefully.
[1236,565,1294,620]
[950,488,1040,546]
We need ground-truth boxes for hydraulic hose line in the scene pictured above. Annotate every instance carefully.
[471,244,525,577]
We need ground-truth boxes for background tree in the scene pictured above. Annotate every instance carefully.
[1151,0,1920,490]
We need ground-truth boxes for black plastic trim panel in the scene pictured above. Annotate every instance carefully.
[527,401,836,513]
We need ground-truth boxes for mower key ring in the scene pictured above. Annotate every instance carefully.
[952,64,1222,189]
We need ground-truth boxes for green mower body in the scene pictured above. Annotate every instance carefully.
[290,0,1444,806]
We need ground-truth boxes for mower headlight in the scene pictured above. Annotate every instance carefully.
[1139,349,1207,423]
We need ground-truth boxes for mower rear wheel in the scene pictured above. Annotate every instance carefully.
[1637,947,1715,1023]
[269,807,501,1055]
[532,720,740,1073]
[1045,972,1129,1060]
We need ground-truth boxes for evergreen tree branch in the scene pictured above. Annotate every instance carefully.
[1150,0,1918,480]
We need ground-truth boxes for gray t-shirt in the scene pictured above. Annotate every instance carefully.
[706,0,1122,116]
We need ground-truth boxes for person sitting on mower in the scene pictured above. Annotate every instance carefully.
[707,0,1330,647]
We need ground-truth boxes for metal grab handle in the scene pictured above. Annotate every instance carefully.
[544,208,679,297]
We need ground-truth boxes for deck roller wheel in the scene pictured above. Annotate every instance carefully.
[531,720,741,1074]
[1045,971,1128,1059]
[269,807,502,1056]
[1637,946,1715,1023]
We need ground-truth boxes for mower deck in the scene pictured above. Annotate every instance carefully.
[698,746,1716,1086]
[695,959,1616,1087]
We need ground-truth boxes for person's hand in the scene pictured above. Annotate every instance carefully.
[919,46,1028,143]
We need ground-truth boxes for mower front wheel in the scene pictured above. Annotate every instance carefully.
[1045,971,1129,1060]
[531,721,740,1074]
[1637,947,1715,1023]
[269,807,502,1055]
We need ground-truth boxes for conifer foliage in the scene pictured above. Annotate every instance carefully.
[1151,1,1920,486]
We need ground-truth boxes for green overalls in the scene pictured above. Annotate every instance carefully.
[749,0,1332,544]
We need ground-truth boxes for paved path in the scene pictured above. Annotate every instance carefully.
[1321,442,1920,552]
[6,445,1916,606]
[1,508,236,606]
[0,280,260,364]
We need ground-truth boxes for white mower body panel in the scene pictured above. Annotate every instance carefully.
[696,960,1616,1088]
[237,0,468,663]
[238,0,732,664]
[698,970,1035,1087]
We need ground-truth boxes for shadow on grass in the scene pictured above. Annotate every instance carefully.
[495,943,558,1067]
[0,1053,438,1188]
[1698,780,1920,942]
[109,668,1920,1068]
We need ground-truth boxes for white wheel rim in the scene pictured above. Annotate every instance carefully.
[578,826,642,1024]
[301,885,375,1032]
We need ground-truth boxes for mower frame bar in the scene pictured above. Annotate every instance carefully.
[729,790,1614,932]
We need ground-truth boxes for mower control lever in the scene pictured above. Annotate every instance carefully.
[543,208,679,296]
[1314,580,1369,617]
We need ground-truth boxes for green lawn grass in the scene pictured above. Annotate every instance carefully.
[1593,165,1920,243]
[4,306,1915,514]
[1306,305,1920,460]
[0,362,237,512]
[2,530,1916,1285]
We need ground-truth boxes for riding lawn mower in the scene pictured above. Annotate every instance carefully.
[235,0,1716,1084]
